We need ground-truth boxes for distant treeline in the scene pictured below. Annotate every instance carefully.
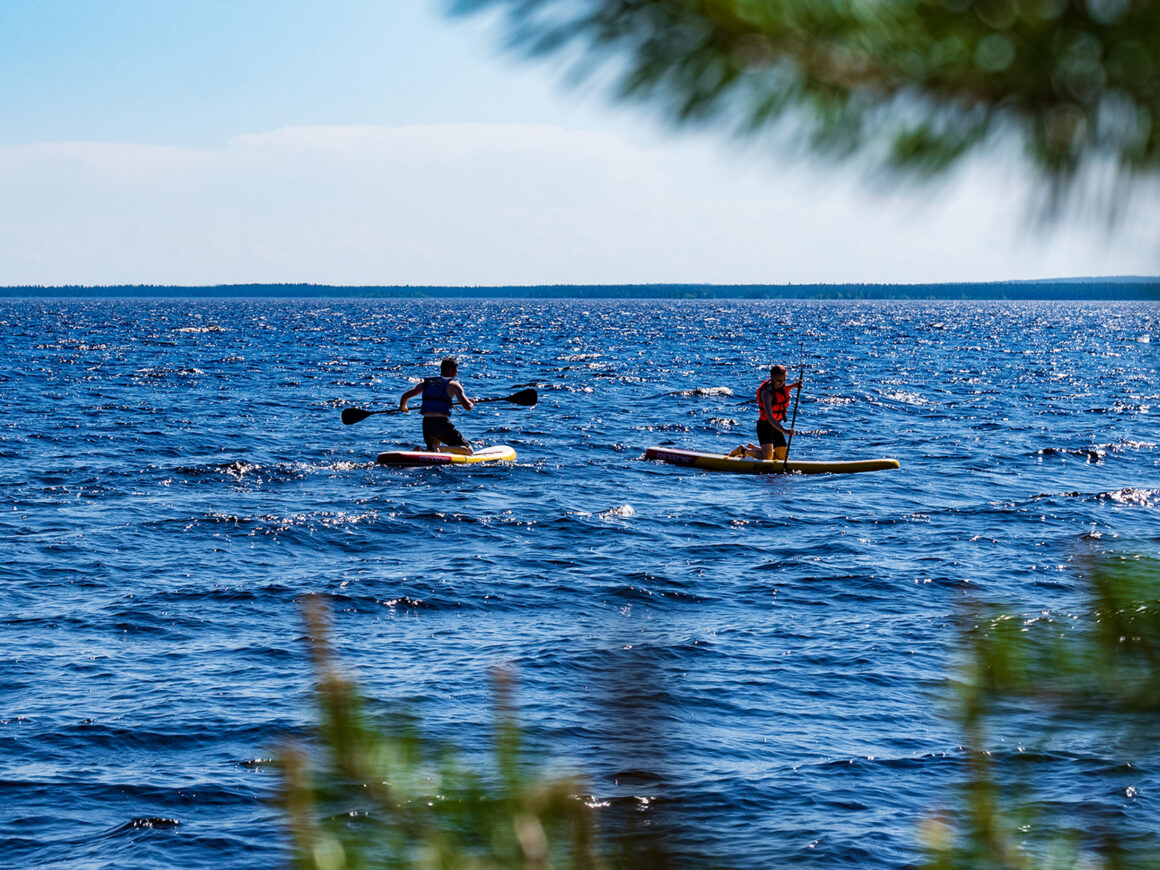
[2,280,1158,300]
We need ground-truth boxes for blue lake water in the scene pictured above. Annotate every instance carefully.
[2,297,1158,868]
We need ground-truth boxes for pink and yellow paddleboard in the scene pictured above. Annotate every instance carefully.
[376,445,517,467]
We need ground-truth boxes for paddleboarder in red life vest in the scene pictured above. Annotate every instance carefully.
[728,364,802,461]
[398,357,475,455]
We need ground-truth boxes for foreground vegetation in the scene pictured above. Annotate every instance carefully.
[281,556,1160,868]
[454,0,1160,205]
[923,555,1160,868]
[280,599,650,869]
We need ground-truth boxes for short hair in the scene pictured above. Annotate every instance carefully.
[770,364,787,379]
[440,357,458,376]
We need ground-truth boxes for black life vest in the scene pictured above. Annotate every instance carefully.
[420,376,455,415]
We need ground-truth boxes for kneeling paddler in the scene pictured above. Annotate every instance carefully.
[729,364,802,461]
[399,357,474,455]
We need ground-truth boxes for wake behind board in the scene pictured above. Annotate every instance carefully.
[645,447,899,475]
[377,445,517,467]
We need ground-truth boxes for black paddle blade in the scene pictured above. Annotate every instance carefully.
[507,388,537,406]
[476,388,538,406]
[341,407,373,425]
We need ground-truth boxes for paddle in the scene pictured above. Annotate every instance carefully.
[341,388,537,425]
[782,354,805,471]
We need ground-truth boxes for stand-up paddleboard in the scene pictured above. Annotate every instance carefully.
[377,445,517,467]
[644,447,899,475]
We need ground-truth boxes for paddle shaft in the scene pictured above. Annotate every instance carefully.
[342,388,536,425]
[782,356,804,471]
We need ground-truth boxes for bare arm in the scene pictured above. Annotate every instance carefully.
[449,381,473,411]
[399,383,423,412]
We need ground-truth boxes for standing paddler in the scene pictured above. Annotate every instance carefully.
[729,364,802,461]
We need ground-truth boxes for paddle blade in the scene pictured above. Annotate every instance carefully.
[506,388,538,406]
[475,388,539,407]
[341,407,374,425]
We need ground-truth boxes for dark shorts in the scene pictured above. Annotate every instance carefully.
[756,419,786,448]
[422,415,469,449]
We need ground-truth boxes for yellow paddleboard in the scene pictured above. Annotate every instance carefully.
[644,447,899,475]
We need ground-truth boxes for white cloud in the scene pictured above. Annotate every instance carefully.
[0,124,1155,286]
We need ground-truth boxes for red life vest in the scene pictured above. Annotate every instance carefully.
[757,379,790,422]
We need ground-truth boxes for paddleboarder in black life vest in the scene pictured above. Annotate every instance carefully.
[729,364,802,461]
[399,357,475,455]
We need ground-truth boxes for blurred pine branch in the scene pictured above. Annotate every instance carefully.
[279,597,609,870]
[450,0,1160,206]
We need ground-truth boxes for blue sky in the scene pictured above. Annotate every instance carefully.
[1,0,1155,285]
